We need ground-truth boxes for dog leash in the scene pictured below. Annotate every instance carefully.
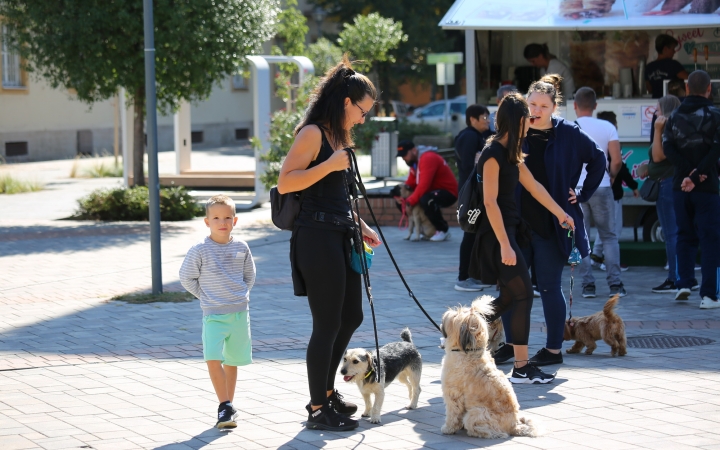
[343,150,383,383]
[394,196,409,229]
[566,228,581,321]
[343,149,442,333]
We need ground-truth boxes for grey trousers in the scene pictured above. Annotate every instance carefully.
[579,187,622,288]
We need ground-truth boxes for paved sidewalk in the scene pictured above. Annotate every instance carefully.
[2,209,720,449]
[0,153,720,450]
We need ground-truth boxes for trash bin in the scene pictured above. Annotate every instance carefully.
[370,117,398,179]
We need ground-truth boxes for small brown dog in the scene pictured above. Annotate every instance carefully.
[564,295,627,356]
[399,185,436,241]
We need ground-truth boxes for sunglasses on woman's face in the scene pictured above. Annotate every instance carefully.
[354,103,369,118]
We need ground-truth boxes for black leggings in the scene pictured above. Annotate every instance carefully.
[483,230,534,346]
[296,227,363,406]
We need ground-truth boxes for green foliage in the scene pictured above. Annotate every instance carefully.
[84,162,124,178]
[312,0,458,79]
[337,13,407,73]
[307,38,343,76]
[0,0,280,112]
[352,119,447,154]
[0,174,44,194]
[274,0,309,58]
[75,186,203,221]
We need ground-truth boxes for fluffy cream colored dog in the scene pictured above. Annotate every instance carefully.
[440,297,539,438]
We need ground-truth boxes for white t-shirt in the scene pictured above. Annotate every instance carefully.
[542,58,576,99]
[576,116,619,188]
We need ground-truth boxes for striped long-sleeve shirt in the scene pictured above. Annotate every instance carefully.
[179,236,256,316]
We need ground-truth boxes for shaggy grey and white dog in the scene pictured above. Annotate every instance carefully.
[339,328,422,424]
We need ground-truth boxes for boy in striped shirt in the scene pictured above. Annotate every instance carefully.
[180,195,256,429]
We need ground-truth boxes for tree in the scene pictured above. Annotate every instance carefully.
[312,0,462,103]
[0,0,279,185]
[337,13,407,73]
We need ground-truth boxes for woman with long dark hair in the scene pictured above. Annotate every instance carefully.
[277,56,381,431]
[470,92,575,384]
[492,75,606,368]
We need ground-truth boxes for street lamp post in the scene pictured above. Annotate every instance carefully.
[143,0,162,295]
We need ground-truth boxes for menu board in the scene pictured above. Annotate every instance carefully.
[441,0,720,30]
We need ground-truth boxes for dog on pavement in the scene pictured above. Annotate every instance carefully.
[392,184,436,241]
[339,328,422,424]
[564,294,627,356]
[440,297,540,438]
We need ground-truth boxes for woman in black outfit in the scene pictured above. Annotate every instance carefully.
[277,57,381,431]
[470,93,575,384]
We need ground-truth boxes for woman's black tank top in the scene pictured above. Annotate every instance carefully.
[295,124,355,231]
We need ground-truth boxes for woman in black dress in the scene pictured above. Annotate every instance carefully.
[277,57,381,431]
[471,92,575,384]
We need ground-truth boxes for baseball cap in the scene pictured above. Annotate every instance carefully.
[397,140,415,158]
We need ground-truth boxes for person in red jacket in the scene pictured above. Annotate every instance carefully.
[397,140,458,241]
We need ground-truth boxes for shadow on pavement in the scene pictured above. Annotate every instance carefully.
[153,427,228,449]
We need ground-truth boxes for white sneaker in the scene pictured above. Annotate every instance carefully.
[470,278,493,288]
[700,297,720,309]
[454,279,484,292]
[600,263,606,271]
[675,288,691,301]
[430,230,450,242]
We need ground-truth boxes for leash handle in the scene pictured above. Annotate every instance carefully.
[344,149,442,333]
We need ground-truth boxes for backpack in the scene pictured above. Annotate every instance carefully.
[269,187,304,231]
[456,166,484,233]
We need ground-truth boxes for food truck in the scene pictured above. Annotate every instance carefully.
[440,0,720,242]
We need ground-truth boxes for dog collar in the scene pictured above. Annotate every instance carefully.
[451,348,484,353]
[364,368,374,379]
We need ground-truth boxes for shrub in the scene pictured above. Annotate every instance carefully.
[352,119,449,154]
[84,161,123,178]
[0,174,44,194]
[75,186,203,221]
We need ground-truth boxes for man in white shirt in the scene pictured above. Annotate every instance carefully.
[524,43,576,99]
[574,87,625,298]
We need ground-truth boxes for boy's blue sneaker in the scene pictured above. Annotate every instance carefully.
[216,401,237,429]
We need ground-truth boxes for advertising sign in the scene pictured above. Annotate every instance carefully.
[441,0,720,30]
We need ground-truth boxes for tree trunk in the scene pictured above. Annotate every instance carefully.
[133,85,146,187]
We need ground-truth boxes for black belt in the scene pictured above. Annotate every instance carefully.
[313,211,354,227]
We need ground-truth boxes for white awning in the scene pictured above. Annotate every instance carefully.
[440,0,720,31]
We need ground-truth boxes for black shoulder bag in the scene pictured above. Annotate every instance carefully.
[456,166,484,233]
[269,187,304,231]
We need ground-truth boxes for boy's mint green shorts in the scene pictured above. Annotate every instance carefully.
[202,311,252,366]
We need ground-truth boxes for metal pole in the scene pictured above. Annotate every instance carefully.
[143,0,162,294]
[443,65,449,133]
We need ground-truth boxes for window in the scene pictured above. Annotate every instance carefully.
[1,25,24,89]
[232,73,249,90]
[450,103,467,114]
[420,103,445,118]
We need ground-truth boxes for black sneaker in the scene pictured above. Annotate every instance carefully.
[529,348,563,366]
[652,279,677,293]
[590,253,604,265]
[509,363,556,384]
[328,389,357,416]
[305,402,359,431]
[582,284,596,298]
[492,343,514,364]
[216,401,237,429]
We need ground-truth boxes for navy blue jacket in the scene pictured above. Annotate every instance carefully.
[520,117,606,259]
